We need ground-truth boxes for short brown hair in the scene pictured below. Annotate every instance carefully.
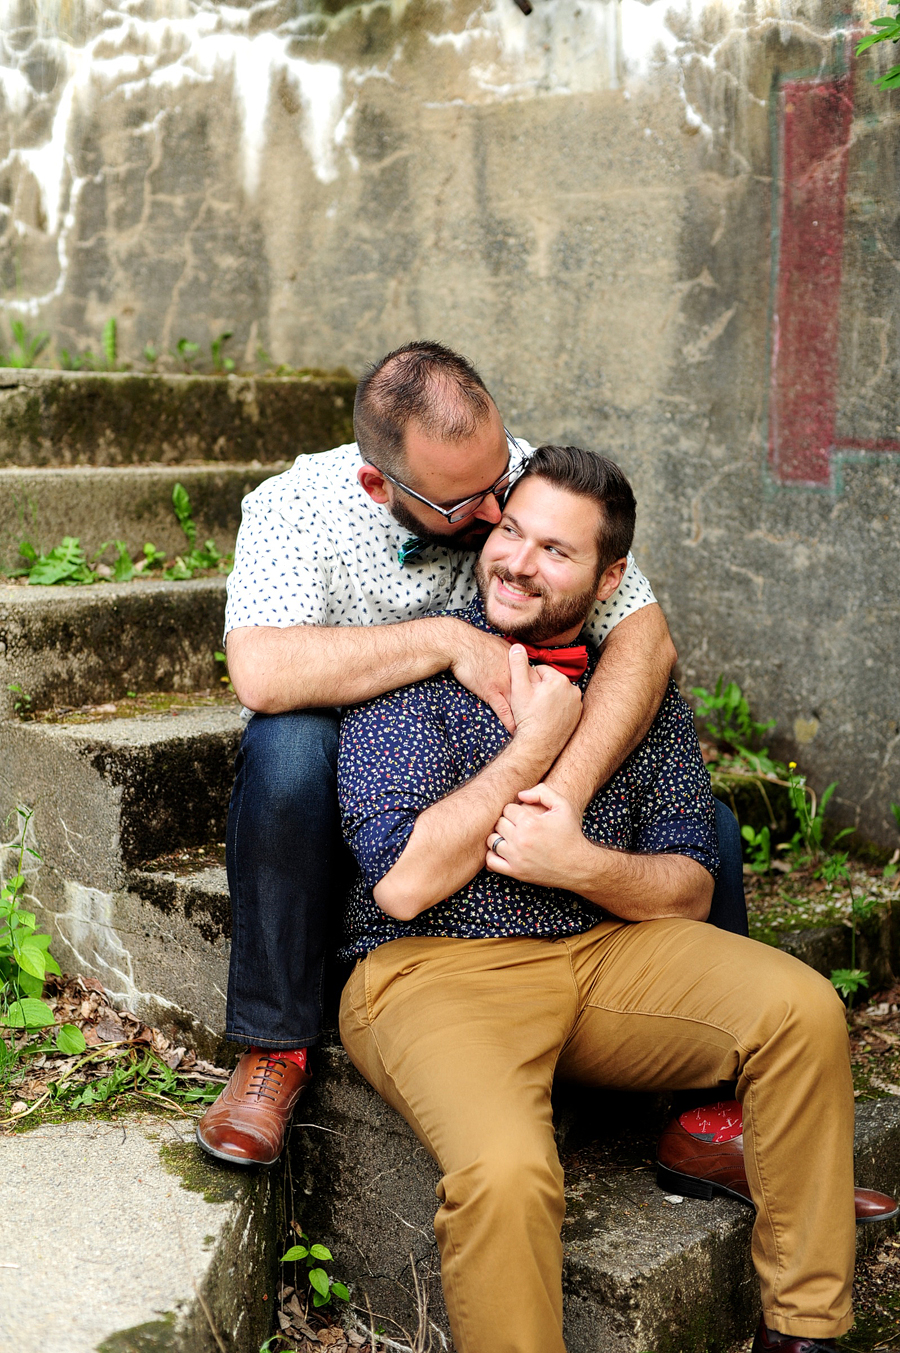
[354,341,494,475]
[516,445,636,570]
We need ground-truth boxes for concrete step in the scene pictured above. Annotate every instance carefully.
[0,463,283,573]
[1,1115,280,1353]
[293,1038,900,1353]
[0,368,355,467]
[0,707,241,1049]
[777,920,898,991]
[0,577,231,715]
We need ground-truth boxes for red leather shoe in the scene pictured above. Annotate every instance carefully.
[196,1049,311,1167]
[751,1316,837,1352]
[657,1100,898,1224]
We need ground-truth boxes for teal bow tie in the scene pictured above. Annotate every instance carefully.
[398,537,428,565]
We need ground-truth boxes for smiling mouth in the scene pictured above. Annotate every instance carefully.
[492,572,542,602]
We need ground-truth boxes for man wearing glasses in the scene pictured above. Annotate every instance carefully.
[196,341,729,1165]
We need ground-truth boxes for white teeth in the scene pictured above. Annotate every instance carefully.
[497,578,533,597]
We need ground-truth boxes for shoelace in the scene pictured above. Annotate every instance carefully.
[247,1054,288,1102]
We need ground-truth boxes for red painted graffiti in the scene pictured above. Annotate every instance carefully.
[768,72,900,484]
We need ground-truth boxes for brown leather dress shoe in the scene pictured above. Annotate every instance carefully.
[751,1316,837,1352]
[657,1100,899,1225]
[196,1050,311,1167]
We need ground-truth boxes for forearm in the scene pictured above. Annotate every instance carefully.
[226,617,464,712]
[566,838,713,921]
[373,736,557,920]
[544,604,676,811]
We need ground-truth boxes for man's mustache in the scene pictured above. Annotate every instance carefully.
[488,567,544,599]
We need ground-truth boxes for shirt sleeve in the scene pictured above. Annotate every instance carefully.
[582,552,657,646]
[338,679,458,889]
[224,490,334,635]
[629,685,720,878]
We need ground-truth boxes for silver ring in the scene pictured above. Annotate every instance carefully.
[491,835,505,854]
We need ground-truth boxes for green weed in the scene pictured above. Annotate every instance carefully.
[857,2,900,89]
[7,485,231,587]
[7,683,33,719]
[740,823,771,873]
[162,482,227,580]
[0,808,82,1056]
[211,331,235,373]
[0,320,49,368]
[172,337,200,372]
[281,1232,350,1310]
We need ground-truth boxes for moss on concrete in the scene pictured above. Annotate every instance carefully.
[96,1314,177,1353]
[0,370,356,467]
[158,1139,246,1205]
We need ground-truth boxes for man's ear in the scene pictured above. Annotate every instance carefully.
[596,557,627,603]
[358,463,390,505]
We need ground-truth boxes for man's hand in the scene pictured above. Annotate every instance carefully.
[506,648,583,758]
[486,782,586,887]
[486,780,713,922]
[371,649,581,920]
[448,624,521,733]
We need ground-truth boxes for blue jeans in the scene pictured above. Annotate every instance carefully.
[225,710,748,1047]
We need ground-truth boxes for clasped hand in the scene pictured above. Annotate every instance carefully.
[485,646,586,885]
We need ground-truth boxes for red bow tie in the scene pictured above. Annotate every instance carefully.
[504,637,589,681]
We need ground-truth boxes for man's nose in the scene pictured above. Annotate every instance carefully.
[473,493,503,525]
[506,540,537,575]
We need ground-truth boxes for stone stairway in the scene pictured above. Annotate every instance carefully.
[1,368,898,1353]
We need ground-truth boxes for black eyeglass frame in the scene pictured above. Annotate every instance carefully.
[365,429,527,524]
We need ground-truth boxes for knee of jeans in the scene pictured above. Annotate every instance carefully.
[240,710,340,799]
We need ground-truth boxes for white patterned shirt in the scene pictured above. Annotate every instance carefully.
[224,442,656,641]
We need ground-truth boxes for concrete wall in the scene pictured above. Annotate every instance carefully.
[1,0,899,843]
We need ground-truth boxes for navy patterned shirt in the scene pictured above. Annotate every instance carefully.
[337,596,718,961]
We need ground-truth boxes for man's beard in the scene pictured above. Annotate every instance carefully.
[475,560,597,645]
[389,496,492,552]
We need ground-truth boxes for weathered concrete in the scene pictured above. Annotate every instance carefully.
[0,370,355,468]
[0,576,231,715]
[294,1038,900,1351]
[2,0,896,843]
[123,864,232,1053]
[777,920,897,991]
[0,706,241,881]
[0,463,281,572]
[0,710,241,1045]
[0,1116,280,1353]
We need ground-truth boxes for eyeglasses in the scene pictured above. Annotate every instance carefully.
[367,429,526,524]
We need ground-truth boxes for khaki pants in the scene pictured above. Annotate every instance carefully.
[339,919,856,1353]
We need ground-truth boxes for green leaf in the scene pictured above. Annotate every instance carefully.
[312,1290,330,1308]
[143,542,166,568]
[830,968,869,1001]
[56,1023,87,1055]
[172,483,197,546]
[102,317,117,368]
[281,1245,309,1263]
[330,1281,350,1303]
[14,969,44,998]
[308,1244,332,1261]
[162,559,194,581]
[111,540,135,583]
[307,1266,330,1297]
[1,997,56,1028]
[15,937,48,979]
